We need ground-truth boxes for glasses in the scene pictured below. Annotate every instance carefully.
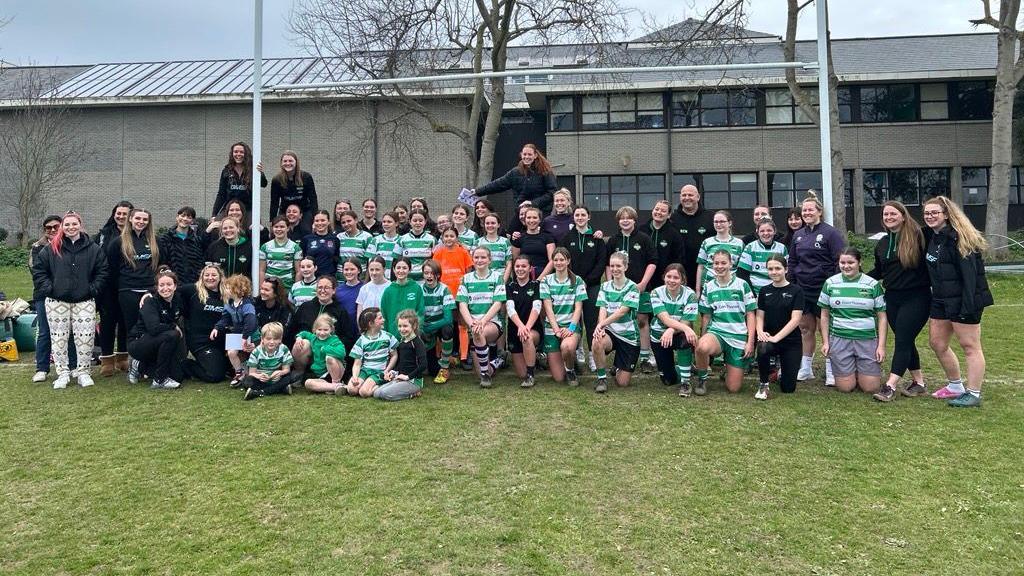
[923,210,944,217]
[44,224,60,231]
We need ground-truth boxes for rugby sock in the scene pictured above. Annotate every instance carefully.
[526,365,535,378]
[439,338,454,369]
[947,378,965,393]
[489,344,498,362]
[825,358,833,378]
[966,387,981,398]
[674,349,693,381]
[566,368,576,380]
[640,348,650,361]
[801,356,813,371]
[697,368,710,380]
[474,345,490,377]
[596,368,607,379]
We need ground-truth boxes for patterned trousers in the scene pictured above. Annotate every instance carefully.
[44,298,96,377]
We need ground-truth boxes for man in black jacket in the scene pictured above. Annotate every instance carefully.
[668,184,715,290]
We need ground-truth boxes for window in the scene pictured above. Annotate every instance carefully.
[674,172,757,209]
[961,167,989,205]
[837,87,853,123]
[919,83,949,120]
[581,95,609,130]
[844,171,853,207]
[582,174,665,212]
[859,84,916,122]
[768,171,822,208]
[765,88,818,125]
[671,89,757,128]
[637,93,665,128]
[862,168,950,206]
[953,81,994,120]
[1013,168,1022,205]
[577,93,666,130]
[549,97,575,131]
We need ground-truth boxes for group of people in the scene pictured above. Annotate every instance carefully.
[27,142,993,406]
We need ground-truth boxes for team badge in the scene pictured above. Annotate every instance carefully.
[633,243,641,250]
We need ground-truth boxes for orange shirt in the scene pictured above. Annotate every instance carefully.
[432,244,473,296]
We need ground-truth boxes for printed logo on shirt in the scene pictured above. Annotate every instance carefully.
[407,294,416,301]
[586,241,594,247]
[659,240,668,247]
[697,227,707,235]
[526,289,535,297]
[633,243,641,251]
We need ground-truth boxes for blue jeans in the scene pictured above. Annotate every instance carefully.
[34,299,76,372]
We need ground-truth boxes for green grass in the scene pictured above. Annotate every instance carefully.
[1,269,1022,575]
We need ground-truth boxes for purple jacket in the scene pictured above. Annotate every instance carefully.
[788,222,845,290]
[542,213,573,243]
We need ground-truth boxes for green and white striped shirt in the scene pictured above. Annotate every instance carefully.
[817,273,886,340]
[539,273,587,334]
[420,281,455,325]
[457,227,478,249]
[393,231,437,281]
[650,285,699,340]
[368,233,400,278]
[259,238,301,288]
[246,344,293,377]
[289,278,317,307]
[698,276,756,349]
[350,330,399,372]
[596,278,641,345]
[476,235,511,273]
[697,235,745,284]
[337,230,374,274]
[456,269,507,322]
[738,240,789,294]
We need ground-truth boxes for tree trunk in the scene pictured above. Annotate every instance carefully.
[986,14,1017,256]
[476,77,504,187]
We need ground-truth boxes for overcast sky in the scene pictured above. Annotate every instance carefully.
[0,0,993,65]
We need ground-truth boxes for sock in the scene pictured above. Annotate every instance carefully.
[566,368,576,378]
[801,356,813,371]
[697,368,709,380]
[825,359,833,378]
[440,338,454,369]
[526,365,535,378]
[474,345,490,377]
[947,378,965,393]
[489,345,498,362]
[966,387,981,398]
[640,348,650,361]
[596,368,607,379]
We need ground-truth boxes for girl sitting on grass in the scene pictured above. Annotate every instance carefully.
[375,310,428,401]
[242,322,297,400]
[344,307,399,398]
[210,274,257,388]
[300,314,348,394]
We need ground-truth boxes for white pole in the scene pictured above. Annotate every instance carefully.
[251,0,263,294]
[816,0,834,225]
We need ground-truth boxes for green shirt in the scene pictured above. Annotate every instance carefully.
[350,330,399,372]
[697,235,745,284]
[368,233,400,279]
[738,240,788,294]
[596,278,640,345]
[246,343,293,378]
[457,269,507,322]
[337,230,374,275]
[289,278,317,307]
[817,272,886,340]
[539,273,587,334]
[380,280,425,337]
[260,238,302,288]
[457,227,478,249]
[477,235,511,273]
[650,285,699,340]
[393,231,437,281]
[297,332,347,375]
[698,276,756,350]
[420,281,455,329]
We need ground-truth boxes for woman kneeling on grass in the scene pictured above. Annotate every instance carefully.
[754,255,804,400]
[344,307,399,398]
[648,264,698,396]
[591,251,641,393]
[300,314,348,393]
[127,269,186,389]
[375,310,428,401]
[242,322,298,400]
[505,255,543,388]
[457,246,508,388]
[693,250,757,396]
[818,248,887,395]
[540,247,587,385]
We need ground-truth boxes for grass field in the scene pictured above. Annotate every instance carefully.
[1,267,1022,575]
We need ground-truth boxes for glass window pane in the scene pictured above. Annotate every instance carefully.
[637,111,664,128]
[893,100,917,121]
[637,175,665,193]
[769,189,795,208]
[730,107,756,126]
[582,95,608,112]
[795,106,818,124]
[892,84,915,103]
[961,167,988,187]
[890,170,919,205]
[637,93,663,110]
[701,108,728,126]
[584,193,610,211]
[703,192,730,209]
[863,171,887,206]
[769,172,794,191]
[955,82,994,119]
[581,113,607,129]
[550,113,575,131]
[673,173,698,192]
[551,97,573,113]
[920,102,948,120]
[703,174,729,192]
[730,90,757,107]
[638,193,663,211]
[700,92,728,108]
[609,94,635,111]
[920,83,948,101]
[583,176,608,194]
[766,107,792,124]
[609,176,636,194]
[765,89,792,107]
[611,194,635,210]
[963,185,987,205]
[730,173,757,190]
[671,94,699,127]
[609,111,635,128]
[794,172,823,191]
[731,190,757,209]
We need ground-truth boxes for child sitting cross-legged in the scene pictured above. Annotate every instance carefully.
[242,322,299,400]
[300,314,349,394]
[374,310,428,401]
[343,307,399,398]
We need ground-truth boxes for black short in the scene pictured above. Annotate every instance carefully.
[802,297,822,317]
[929,299,983,325]
[609,333,641,373]
[507,326,542,354]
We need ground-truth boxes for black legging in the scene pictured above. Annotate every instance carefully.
[884,288,931,377]
[582,283,601,348]
[242,371,300,395]
[98,289,127,355]
[118,291,146,340]
[127,331,186,382]
[183,342,229,383]
[757,340,802,393]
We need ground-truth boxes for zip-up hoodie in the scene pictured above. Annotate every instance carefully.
[787,221,845,290]
[643,219,687,291]
[158,226,208,285]
[31,233,109,303]
[867,230,930,293]
[107,230,158,291]
[215,297,258,336]
[205,236,251,278]
[668,204,715,287]
[559,227,607,287]
[269,171,318,220]
[212,165,268,216]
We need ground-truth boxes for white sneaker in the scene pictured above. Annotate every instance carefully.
[755,383,769,400]
[162,378,181,389]
[825,373,836,387]
[587,352,598,373]
[150,379,164,389]
[53,373,71,389]
[32,371,48,383]
[77,373,95,388]
[126,359,140,384]
[797,368,815,381]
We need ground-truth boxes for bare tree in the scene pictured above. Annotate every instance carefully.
[290,0,630,187]
[0,67,86,246]
[971,0,1021,255]
[783,0,846,235]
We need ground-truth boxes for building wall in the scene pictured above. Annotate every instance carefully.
[0,99,469,236]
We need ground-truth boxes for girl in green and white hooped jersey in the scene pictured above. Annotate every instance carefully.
[393,210,436,282]
[456,245,507,388]
[695,210,745,299]
[540,247,587,385]
[694,249,757,396]
[260,216,302,290]
[343,307,399,398]
[818,247,887,395]
[476,212,513,282]
[288,258,318,307]
[368,212,401,280]
[591,251,642,393]
[738,218,788,295]
[336,210,374,278]
[451,204,479,249]
[649,264,699,395]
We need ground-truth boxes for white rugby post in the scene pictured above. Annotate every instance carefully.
[251,0,263,294]
[815,0,835,225]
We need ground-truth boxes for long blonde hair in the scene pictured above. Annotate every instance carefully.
[119,209,160,271]
[881,201,925,269]
[923,196,988,257]
[194,264,223,304]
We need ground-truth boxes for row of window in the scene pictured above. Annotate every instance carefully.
[549,81,994,132]
[576,167,1023,212]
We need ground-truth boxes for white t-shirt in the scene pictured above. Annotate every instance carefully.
[356,280,392,311]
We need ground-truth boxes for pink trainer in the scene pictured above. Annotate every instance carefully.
[932,385,963,399]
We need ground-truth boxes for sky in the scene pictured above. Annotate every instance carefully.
[0,0,994,66]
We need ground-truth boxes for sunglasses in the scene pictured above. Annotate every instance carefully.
[44,224,60,231]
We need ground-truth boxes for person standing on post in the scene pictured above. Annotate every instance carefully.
[669,184,715,290]
[472,143,557,222]
[268,150,317,230]
[212,142,266,217]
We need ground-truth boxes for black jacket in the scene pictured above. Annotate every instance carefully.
[158,227,208,285]
[286,298,355,348]
[476,167,557,215]
[212,166,268,216]
[106,231,158,291]
[643,220,687,290]
[926,226,994,317]
[205,236,252,279]
[867,230,930,293]
[559,228,607,287]
[31,234,109,303]
[129,292,183,340]
[269,171,317,221]
[255,298,292,332]
[178,284,224,350]
[96,220,123,249]
[668,205,715,287]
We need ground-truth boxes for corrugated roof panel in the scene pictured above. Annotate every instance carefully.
[206,59,253,93]
[160,60,221,95]
[83,62,164,97]
[125,61,186,96]
[174,60,237,94]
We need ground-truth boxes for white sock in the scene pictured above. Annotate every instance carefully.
[967,387,981,397]
[947,379,965,393]
[801,356,813,371]
[825,359,833,378]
